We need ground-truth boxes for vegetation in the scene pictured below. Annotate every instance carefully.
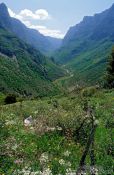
[0,27,65,97]
[0,3,114,175]
[105,47,114,88]
[54,4,114,85]
[0,89,114,174]
[4,94,17,104]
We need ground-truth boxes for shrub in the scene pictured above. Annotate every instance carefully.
[4,94,17,104]
[81,86,98,97]
[105,47,114,88]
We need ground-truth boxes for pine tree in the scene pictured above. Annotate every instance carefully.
[105,47,114,88]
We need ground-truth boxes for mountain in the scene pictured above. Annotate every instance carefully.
[55,4,114,84]
[0,25,65,96]
[46,36,62,56]
[0,3,62,55]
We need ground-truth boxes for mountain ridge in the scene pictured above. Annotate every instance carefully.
[0,18,64,96]
[54,3,114,85]
[0,3,62,55]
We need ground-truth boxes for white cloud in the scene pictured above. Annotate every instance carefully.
[8,8,64,38]
[8,8,24,21]
[8,8,15,17]
[8,8,50,21]
[28,24,64,38]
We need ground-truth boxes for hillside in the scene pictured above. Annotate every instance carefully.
[0,1,114,175]
[0,88,114,174]
[0,3,62,55]
[55,4,114,85]
[0,26,64,96]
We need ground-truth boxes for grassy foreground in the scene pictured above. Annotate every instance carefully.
[0,89,114,175]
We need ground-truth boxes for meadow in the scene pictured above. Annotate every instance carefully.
[0,88,114,175]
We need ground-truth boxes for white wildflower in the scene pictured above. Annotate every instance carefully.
[66,169,76,175]
[66,168,72,173]
[66,162,71,167]
[40,168,52,175]
[93,116,96,120]
[34,110,38,114]
[59,159,65,165]
[56,126,62,131]
[90,166,98,175]
[5,120,16,126]
[94,120,99,126]
[40,152,49,164]
[64,151,71,157]
[12,144,18,150]
[46,127,56,132]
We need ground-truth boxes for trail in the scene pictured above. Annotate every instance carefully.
[54,65,74,85]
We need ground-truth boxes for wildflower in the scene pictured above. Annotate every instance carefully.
[66,168,76,175]
[46,127,56,132]
[5,120,16,126]
[66,168,72,173]
[34,110,38,114]
[59,159,65,165]
[66,162,71,167]
[30,126,35,131]
[40,152,49,164]
[90,166,98,175]
[94,120,99,126]
[14,159,23,164]
[56,126,62,131]
[64,150,71,157]
[40,168,52,175]
[12,144,18,150]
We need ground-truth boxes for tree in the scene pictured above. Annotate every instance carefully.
[4,94,17,104]
[105,47,114,88]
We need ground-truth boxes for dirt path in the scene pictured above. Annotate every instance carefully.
[54,66,74,85]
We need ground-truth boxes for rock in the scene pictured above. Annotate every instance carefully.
[24,115,33,126]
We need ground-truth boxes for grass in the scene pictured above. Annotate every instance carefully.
[55,38,114,86]
[0,89,114,174]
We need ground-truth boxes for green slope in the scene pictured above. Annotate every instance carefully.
[54,4,114,85]
[65,40,113,85]
[54,40,114,89]
[0,27,65,96]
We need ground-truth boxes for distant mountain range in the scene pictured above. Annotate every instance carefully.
[0,2,114,94]
[55,4,114,84]
[0,3,65,96]
[0,3,62,55]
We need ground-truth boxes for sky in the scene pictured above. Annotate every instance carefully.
[0,0,114,38]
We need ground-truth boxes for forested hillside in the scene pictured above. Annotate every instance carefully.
[0,26,64,96]
[55,4,114,85]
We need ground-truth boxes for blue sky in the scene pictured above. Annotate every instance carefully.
[0,0,114,38]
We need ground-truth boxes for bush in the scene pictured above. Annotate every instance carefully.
[0,93,5,105]
[4,94,17,104]
[81,86,98,97]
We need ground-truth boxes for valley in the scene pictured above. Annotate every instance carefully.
[0,2,114,175]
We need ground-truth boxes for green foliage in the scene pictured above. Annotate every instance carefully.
[0,89,113,174]
[105,46,114,88]
[0,27,64,97]
[0,93,5,105]
[65,40,113,86]
[4,94,17,104]
[81,86,98,97]
[54,5,114,86]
